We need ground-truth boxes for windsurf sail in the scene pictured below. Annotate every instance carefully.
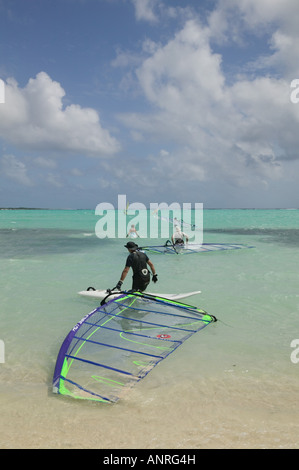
[124,200,129,215]
[52,292,217,403]
[141,242,254,255]
[153,211,201,231]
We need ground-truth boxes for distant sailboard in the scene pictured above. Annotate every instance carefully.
[141,242,254,255]
[53,292,216,403]
[78,288,201,301]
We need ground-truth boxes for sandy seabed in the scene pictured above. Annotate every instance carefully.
[1,372,298,450]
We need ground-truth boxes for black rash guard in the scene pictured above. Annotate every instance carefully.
[125,251,150,291]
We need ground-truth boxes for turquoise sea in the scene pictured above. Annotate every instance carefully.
[0,208,299,449]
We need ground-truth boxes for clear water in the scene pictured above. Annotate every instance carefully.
[0,209,299,449]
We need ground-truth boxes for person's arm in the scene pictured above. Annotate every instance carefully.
[182,231,188,242]
[147,259,156,275]
[147,259,158,283]
[120,266,130,282]
[114,266,130,290]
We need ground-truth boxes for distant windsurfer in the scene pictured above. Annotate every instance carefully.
[171,226,189,245]
[126,224,139,238]
[113,241,158,292]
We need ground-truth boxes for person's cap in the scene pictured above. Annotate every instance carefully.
[124,241,139,250]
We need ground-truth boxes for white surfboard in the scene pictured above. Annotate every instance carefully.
[78,288,201,301]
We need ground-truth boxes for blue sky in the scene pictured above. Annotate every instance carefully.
[0,0,299,209]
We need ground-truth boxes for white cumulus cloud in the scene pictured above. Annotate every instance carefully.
[131,0,159,23]
[117,13,299,189]
[0,71,121,157]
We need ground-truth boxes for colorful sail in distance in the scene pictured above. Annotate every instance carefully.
[152,209,202,231]
[140,242,254,255]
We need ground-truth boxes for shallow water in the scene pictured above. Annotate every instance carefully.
[0,209,299,449]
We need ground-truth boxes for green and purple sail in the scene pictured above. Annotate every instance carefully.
[52,292,217,403]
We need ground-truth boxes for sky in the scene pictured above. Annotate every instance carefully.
[0,0,299,209]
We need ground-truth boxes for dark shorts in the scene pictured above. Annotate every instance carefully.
[132,274,150,292]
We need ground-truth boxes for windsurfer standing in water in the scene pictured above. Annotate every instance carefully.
[126,224,139,238]
[171,226,189,245]
[113,241,158,292]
